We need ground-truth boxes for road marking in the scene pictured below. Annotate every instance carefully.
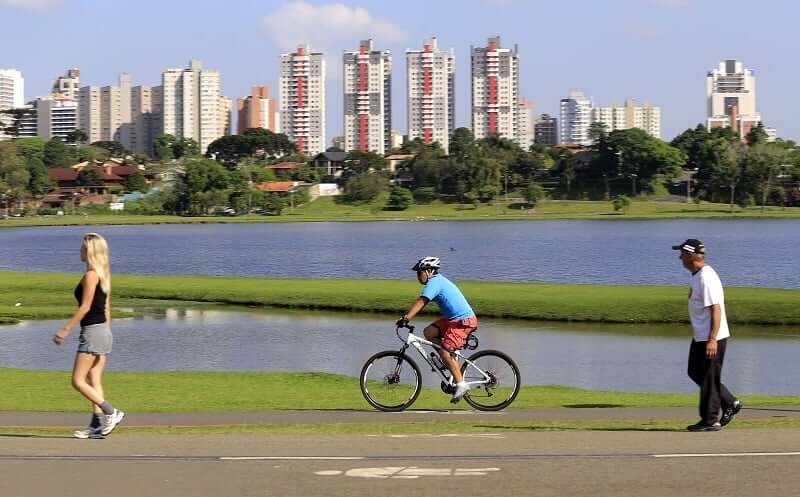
[315,466,501,479]
[653,452,800,459]
[221,456,365,461]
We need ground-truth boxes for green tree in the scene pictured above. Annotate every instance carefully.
[711,140,746,213]
[385,187,413,210]
[523,182,545,208]
[91,141,130,157]
[43,138,71,168]
[745,123,770,147]
[125,171,148,192]
[26,156,54,197]
[342,172,386,203]
[612,194,631,213]
[743,144,786,211]
[0,142,31,213]
[75,167,102,187]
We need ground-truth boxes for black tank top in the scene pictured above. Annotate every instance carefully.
[74,279,107,326]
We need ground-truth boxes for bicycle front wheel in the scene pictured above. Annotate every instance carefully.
[461,349,521,411]
[360,351,422,412]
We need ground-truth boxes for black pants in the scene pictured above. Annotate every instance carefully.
[688,338,737,424]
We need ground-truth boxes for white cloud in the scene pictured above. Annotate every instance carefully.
[0,0,59,8]
[262,1,407,60]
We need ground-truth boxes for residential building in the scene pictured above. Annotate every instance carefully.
[0,69,24,110]
[390,130,403,150]
[765,127,778,142]
[559,90,592,146]
[311,151,348,177]
[280,45,326,157]
[590,99,661,138]
[406,37,455,150]
[78,74,132,147]
[52,68,80,98]
[516,97,534,150]
[130,85,163,156]
[236,85,279,133]
[471,36,520,145]
[219,96,231,137]
[37,97,78,140]
[331,135,345,150]
[535,114,558,146]
[161,60,224,153]
[343,39,391,154]
[706,59,761,139]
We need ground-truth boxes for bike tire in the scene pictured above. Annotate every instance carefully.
[360,351,422,412]
[461,349,521,411]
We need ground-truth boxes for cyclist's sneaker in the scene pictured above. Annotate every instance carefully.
[450,382,470,403]
[100,409,125,436]
[74,427,104,439]
[720,400,743,427]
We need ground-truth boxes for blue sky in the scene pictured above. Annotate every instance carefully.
[2,0,798,142]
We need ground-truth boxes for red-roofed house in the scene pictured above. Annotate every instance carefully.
[253,181,301,194]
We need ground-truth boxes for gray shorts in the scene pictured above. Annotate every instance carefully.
[77,322,113,355]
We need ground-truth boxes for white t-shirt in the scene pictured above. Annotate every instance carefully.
[688,265,730,342]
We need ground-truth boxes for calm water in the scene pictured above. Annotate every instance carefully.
[1,220,799,287]
[2,308,799,394]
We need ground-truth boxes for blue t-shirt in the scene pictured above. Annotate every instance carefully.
[420,274,475,320]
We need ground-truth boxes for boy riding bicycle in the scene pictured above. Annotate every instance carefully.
[397,256,478,402]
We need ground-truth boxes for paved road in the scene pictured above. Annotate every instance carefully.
[2,407,800,497]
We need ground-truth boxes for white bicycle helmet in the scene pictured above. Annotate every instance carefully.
[412,256,441,272]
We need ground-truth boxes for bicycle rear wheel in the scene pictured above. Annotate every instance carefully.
[461,349,520,411]
[360,351,422,412]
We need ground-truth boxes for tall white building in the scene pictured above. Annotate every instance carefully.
[516,97,535,150]
[130,85,163,156]
[36,97,78,140]
[559,90,593,146]
[0,69,24,110]
[78,74,133,147]
[161,60,224,153]
[590,99,661,138]
[706,59,761,139]
[406,37,455,150]
[280,45,326,157]
[52,68,80,99]
[471,36,520,145]
[343,39,391,154]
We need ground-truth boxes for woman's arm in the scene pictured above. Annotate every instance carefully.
[53,271,98,345]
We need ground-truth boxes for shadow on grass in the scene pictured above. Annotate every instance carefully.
[475,424,684,433]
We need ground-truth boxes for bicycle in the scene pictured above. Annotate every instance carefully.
[359,322,521,412]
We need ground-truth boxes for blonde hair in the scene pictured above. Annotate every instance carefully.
[82,233,111,294]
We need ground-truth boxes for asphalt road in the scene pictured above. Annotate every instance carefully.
[2,427,800,497]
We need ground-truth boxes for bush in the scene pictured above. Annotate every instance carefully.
[523,182,545,208]
[385,187,413,211]
[612,194,632,213]
[412,186,437,204]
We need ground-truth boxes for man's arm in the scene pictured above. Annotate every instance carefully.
[403,297,429,321]
[705,304,721,359]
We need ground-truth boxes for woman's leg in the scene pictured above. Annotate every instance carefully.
[71,353,106,407]
[87,354,107,415]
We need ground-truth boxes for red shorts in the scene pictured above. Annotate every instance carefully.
[433,316,478,351]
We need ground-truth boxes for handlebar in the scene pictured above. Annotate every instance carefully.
[396,322,415,341]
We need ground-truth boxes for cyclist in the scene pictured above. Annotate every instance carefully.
[397,256,478,403]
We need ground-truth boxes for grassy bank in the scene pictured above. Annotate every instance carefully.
[3,271,799,326]
[3,198,800,229]
[3,369,799,413]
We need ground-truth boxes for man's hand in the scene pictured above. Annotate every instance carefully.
[396,316,409,328]
[705,339,718,359]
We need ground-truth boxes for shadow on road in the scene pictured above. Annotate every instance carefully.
[475,424,684,433]
[0,433,73,439]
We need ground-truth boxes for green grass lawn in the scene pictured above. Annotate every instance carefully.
[3,197,800,229]
[2,369,798,413]
[3,271,799,327]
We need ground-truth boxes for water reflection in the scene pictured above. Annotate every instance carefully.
[2,307,798,395]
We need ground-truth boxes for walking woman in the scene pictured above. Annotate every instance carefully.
[52,233,124,439]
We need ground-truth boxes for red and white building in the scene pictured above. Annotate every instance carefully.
[343,39,391,154]
[471,36,520,145]
[406,37,455,151]
[279,45,326,157]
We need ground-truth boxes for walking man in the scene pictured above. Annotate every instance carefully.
[673,239,742,431]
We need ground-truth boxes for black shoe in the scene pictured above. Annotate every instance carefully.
[687,421,722,432]
[720,400,743,427]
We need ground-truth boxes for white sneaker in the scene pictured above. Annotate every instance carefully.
[73,427,103,439]
[99,409,125,436]
[450,382,470,403]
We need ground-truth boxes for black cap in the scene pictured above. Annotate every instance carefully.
[672,239,705,254]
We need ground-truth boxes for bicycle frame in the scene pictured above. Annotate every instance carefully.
[395,326,491,389]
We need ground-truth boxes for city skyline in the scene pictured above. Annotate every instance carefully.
[2,0,798,142]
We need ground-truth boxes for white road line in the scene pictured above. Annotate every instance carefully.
[220,456,365,461]
[653,452,800,459]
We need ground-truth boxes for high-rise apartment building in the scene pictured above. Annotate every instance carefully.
[343,39,391,154]
[0,69,24,110]
[559,90,592,146]
[590,99,661,138]
[162,60,224,153]
[706,59,761,139]
[237,85,279,133]
[130,85,163,156]
[406,37,455,150]
[37,97,78,140]
[219,96,232,137]
[52,68,80,98]
[78,74,132,147]
[516,97,534,151]
[535,114,558,146]
[471,36,520,145]
[279,45,326,157]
